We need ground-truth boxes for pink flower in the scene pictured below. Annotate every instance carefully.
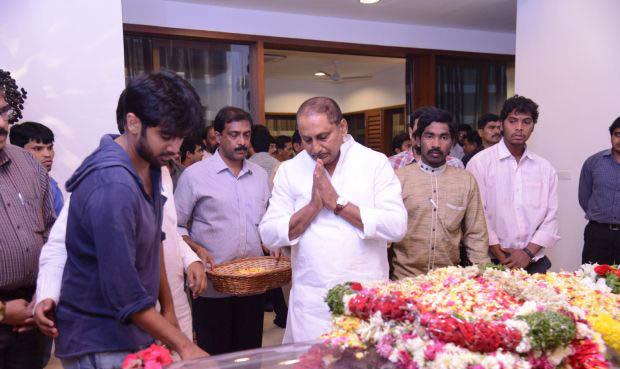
[141,344,173,365]
[144,361,163,369]
[121,354,142,369]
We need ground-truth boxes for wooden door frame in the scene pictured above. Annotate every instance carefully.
[123,24,514,125]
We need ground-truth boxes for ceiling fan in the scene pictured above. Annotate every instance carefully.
[316,61,373,83]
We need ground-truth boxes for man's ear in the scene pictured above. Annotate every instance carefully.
[339,118,349,136]
[125,113,142,135]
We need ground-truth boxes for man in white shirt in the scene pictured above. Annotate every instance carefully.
[259,97,407,343]
[467,95,560,274]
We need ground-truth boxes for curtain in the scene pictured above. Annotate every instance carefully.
[436,60,507,127]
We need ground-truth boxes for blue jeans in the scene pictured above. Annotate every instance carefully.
[61,351,131,369]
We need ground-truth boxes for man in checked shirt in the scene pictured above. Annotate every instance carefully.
[0,70,55,368]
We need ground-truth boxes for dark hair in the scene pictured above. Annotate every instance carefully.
[117,70,203,137]
[463,130,482,148]
[116,90,127,133]
[477,113,501,129]
[202,124,214,140]
[0,69,27,125]
[410,107,433,129]
[275,135,292,150]
[9,121,54,148]
[179,135,203,162]
[500,95,539,123]
[292,129,301,145]
[414,107,455,139]
[251,125,274,153]
[457,123,472,133]
[213,106,253,133]
[392,132,410,153]
[296,97,343,125]
[609,116,620,135]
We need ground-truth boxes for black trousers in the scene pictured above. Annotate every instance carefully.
[0,288,52,369]
[193,294,265,355]
[266,288,288,325]
[582,221,620,265]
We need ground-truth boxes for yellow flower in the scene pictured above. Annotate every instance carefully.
[589,314,620,353]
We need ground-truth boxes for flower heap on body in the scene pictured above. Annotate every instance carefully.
[317,264,619,369]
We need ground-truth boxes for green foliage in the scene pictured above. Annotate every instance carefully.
[518,311,577,351]
[479,262,507,272]
[605,272,620,294]
[325,283,354,315]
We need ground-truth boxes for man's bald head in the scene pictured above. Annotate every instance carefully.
[296,96,343,125]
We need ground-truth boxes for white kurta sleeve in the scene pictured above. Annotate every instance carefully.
[259,164,300,249]
[180,235,201,270]
[356,158,407,242]
[35,195,71,305]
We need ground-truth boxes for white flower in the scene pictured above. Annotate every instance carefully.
[342,294,354,315]
[547,345,573,366]
[576,322,593,340]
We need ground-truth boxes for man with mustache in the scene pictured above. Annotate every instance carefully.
[477,113,502,149]
[259,97,407,343]
[0,69,55,369]
[389,107,464,170]
[175,106,270,355]
[468,95,559,274]
[50,71,207,368]
[9,122,64,215]
[391,108,490,278]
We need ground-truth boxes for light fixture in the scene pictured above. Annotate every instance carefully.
[360,0,380,4]
[314,71,327,77]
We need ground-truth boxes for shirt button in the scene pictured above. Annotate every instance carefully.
[16,225,20,230]
[6,202,10,207]
[433,209,437,212]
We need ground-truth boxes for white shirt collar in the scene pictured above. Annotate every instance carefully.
[497,138,535,162]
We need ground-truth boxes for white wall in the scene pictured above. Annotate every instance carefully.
[2,0,126,192]
[515,0,620,271]
[122,0,515,55]
[265,79,342,113]
[341,65,405,112]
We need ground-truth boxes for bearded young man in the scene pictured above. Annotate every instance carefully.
[391,108,489,278]
[259,96,407,343]
[51,71,207,369]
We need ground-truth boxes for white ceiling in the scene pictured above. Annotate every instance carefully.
[177,0,516,32]
[264,49,404,82]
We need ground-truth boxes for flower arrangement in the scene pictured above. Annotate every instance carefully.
[121,344,173,369]
[302,265,620,369]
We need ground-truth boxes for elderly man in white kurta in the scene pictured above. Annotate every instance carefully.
[259,97,407,343]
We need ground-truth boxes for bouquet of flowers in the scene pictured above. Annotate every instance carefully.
[297,264,620,369]
[121,344,173,369]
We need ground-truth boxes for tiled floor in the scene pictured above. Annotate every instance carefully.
[45,312,285,368]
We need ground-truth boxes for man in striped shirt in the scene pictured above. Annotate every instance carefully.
[388,108,464,170]
[0,70,55,369]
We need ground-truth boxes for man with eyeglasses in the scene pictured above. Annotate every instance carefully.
[0,69,56,368]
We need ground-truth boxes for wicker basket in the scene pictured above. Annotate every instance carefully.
[206,256,292,296]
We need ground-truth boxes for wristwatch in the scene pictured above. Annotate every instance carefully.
[522,248,535,260]
[0,301,5,323]
[334,197,349,215]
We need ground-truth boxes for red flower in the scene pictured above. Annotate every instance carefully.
[349,282,363,291]
[594,265,612,276]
